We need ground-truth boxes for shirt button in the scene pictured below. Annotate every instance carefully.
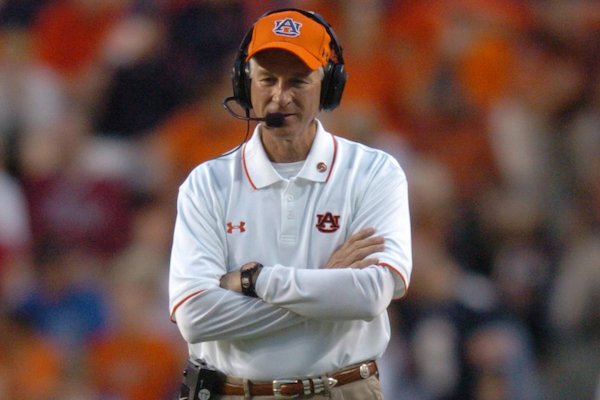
[286,195,294,201]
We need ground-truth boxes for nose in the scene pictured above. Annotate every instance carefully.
[271,80,291,106]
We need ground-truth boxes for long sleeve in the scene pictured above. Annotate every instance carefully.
[169,186,306,343]
[174,287,307,343]
[256,265,396,320]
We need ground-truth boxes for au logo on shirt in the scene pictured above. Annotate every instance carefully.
[316,212,340,233]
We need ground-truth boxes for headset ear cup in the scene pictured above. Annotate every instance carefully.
[321,63,347,111]
[232,59,252,110]
[319,63,332,111]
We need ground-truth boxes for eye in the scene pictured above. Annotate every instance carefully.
[290,78,309,87]
[257,76,276,85]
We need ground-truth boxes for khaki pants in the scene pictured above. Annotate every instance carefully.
[213,375,384,400]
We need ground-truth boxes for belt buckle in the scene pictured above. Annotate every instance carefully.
[272,379,300,399]
[360,363,371,379]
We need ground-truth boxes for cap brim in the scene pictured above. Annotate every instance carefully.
[247,42,323,70]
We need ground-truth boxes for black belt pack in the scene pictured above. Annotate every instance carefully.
[179,358,224,400]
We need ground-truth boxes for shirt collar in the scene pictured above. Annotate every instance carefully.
[242,119,338,190]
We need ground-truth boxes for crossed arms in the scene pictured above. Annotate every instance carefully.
[169,156,411,344]
[172,228,398,344]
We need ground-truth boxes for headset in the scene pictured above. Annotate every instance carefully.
[231,8,347,112]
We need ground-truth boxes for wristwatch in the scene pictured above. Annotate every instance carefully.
[240,262,263,297]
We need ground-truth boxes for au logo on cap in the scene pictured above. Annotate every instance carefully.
[273,18,302,37]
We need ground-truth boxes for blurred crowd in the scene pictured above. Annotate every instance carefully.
[0,0,599,399]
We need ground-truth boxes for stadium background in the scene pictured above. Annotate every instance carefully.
[0,0,599,399]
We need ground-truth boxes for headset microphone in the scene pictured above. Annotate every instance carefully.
[264,112,287,128]
[222,97,290,128]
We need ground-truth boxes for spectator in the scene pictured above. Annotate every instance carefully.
[397,156,543,400]
[398,232,543,400]
[14,243,109,366]
[94,12,187,139]
[0,137,30,276]
[20,106,136,258]
[0,306,63,398]
[0,0,49,28]
[545,215,600,400]
[29,0,135,111]
[149,68,250,197]
[0,26,67,163]
[86,241,185,400]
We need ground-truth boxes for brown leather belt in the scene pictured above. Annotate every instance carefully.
[220,360,378,398]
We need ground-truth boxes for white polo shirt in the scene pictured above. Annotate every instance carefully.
[169,120,412,380]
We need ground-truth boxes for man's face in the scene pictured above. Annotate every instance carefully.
[249,49,323,138]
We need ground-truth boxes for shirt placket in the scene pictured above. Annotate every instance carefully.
[280,179,298,244]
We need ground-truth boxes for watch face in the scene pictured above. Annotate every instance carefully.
[241,276,251,288]
[240,263,261,298]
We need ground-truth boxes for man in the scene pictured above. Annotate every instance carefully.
[169,8,412,400]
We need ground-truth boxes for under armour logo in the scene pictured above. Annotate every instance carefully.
[226,221,246,233]
[273,18,302,37]
[316,212,340,233]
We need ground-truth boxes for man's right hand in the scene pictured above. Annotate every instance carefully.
[325,227,384,269]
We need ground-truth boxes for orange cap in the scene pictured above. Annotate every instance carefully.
[246,10,332,70]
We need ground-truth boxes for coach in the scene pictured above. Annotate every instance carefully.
[169,8,412,400]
